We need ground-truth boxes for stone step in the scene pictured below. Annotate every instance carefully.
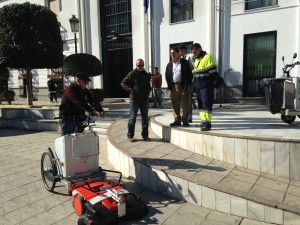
[107,117,300,225]
[151,108,300,181]
[91,126,107,135]
[0,108,127,132]
[0,118,59,132]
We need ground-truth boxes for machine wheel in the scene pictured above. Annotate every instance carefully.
[77,215,91,225]
[281,115,296,124]
[41,152,57,192]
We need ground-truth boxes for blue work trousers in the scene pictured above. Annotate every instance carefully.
[195,86,214,111]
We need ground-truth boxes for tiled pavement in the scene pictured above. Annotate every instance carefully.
[0,99,298,224]
[0,129,275,225]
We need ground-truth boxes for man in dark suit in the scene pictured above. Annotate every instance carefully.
[165,47,193,127]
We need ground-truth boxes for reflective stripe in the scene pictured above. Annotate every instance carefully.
[200,111,212,122]
[194,73,210,78]
[89,189,129,205]
[193,65,217,75]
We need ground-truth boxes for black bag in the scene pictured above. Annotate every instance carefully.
[212,73,225,88]
[263,78,285,114]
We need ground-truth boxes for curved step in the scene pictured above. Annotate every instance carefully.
[151,108,300,181]
[107,117,300,225]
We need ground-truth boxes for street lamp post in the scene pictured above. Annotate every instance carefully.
[69,15,80,54]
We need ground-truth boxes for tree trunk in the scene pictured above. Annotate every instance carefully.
[26,66,33,106]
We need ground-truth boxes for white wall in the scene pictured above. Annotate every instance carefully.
[230,0,300,84]
[60,0,78,55]
[131,0,148,71]
[84,0,103,89]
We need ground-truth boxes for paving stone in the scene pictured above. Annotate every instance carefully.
[248,185,285,203]
[19,209,68,225]
[216,177,254,195]
[286,185,300,198]
[1,204,45,224]
[240,218,273,225]
[255,176,289,193]
[283,194,300,209]
[205,210,242,224]
[167,164,200,178]
[202,159,235,176]
[50,215,79,225]
[191,170,225,186]
[161,203,210,225]
[228,169,259,184]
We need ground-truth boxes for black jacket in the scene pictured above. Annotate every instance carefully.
[59,82,103,119]
[121,69,151,100]
[165,58,193,91]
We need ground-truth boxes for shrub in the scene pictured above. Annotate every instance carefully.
[0,67,9,80]
[0,2,63,105]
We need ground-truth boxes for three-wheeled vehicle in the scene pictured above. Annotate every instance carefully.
[40,115,147,225]
[264,53,300,124]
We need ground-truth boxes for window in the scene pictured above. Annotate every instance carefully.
[171,0,193,23]
[170,41,193,54]
[245,0,277,10]
[170,41,193,60]
[103,0,131,36]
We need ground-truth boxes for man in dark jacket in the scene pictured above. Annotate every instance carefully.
[121,59,151,142]
[59,72,105,135]
[165,47,193,127]
[47,79,57,103]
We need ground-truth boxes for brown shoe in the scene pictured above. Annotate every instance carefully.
[143,137,151,141]
[128,137,136,142]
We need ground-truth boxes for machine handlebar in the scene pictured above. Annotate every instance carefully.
[54,114,95,129]
[285,61,300,68]
[282,58,300,77]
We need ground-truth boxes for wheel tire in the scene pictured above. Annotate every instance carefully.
[281,115,296,124]
[77,215,90,225]
[41,152,56,192]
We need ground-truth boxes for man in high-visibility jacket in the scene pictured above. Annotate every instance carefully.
[192,43,218,131]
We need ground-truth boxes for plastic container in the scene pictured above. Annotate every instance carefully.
[55,131,99,177]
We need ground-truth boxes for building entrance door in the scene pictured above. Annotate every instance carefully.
[102,40,132,98]
[100,0,132,98]
[243,31,277,97]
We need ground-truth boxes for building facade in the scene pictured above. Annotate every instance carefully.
[0,0,299,101]
[230,0,300,98]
